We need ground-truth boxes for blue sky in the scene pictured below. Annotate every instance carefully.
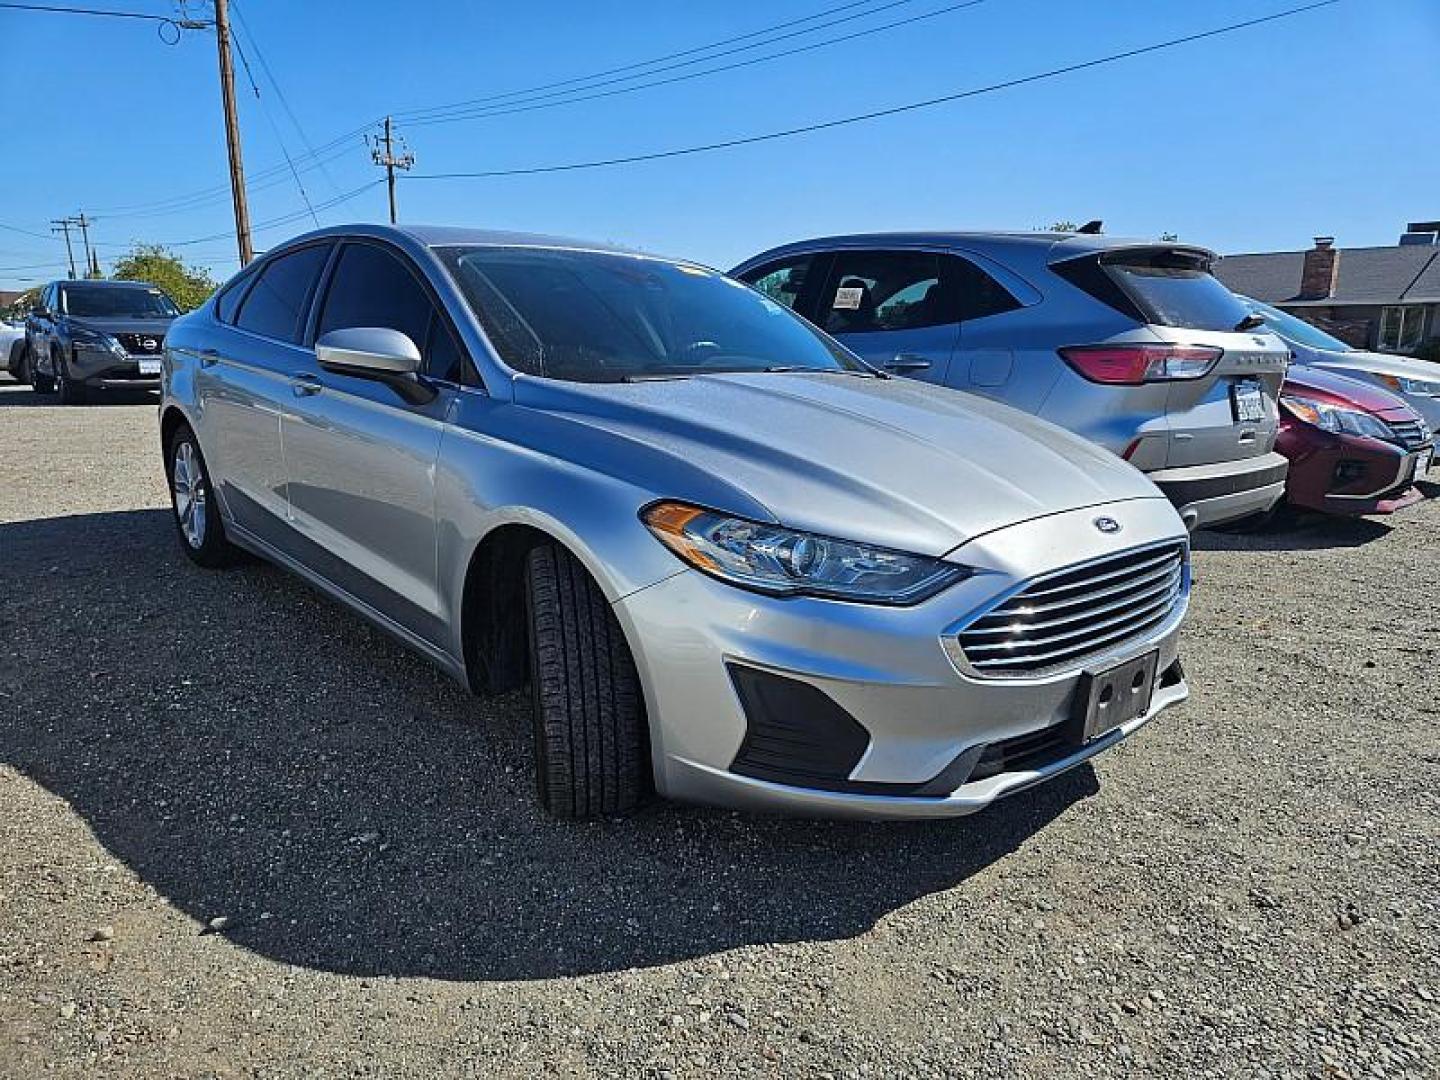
[1,0,1436,291]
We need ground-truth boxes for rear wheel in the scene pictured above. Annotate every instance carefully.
[524,543,649,818]
[167,425,238,568]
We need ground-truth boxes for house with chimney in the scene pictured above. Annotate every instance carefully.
[1214,221,1440,357]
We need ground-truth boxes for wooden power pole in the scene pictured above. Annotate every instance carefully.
[213,0,253,265]
[51,218,78,280]
[371,117,414,225]
[74,212,97,278]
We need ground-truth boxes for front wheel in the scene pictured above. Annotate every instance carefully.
[56,356,88,405]
[29,346,55,393]
[524,544,649,818]
[167,425,239,567]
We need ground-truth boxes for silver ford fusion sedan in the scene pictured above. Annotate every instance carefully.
[159,224,1192,820]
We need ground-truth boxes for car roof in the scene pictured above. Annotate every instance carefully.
[55,279,159,289]
[278,222,658,259]
[733,230,1217,269]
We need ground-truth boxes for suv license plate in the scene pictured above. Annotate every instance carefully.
[138,357,161,375]
[1414,447,1433,479]
[1231,379,1264,423]
[1072,651,1159,743]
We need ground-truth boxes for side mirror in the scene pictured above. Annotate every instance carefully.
[316,327,421,377]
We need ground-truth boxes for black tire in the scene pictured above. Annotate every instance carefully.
[524,543,649,818]
[56,354,88,405]
[6,339,24,380]
[166,424,239,568]
[30,345,55,393]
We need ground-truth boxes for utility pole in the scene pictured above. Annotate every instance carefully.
[51,218,78,280]
[74,212,98,278]
[370,116,415,224]
[213,0,253,265]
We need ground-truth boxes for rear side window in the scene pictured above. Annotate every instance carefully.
[1093,249,1252,332]
[817,251,953,334]
[213,269,253,324]
[742,256,816,312]
[318,242,472,382]
[235,244,331,343]
[944,254,1023,321]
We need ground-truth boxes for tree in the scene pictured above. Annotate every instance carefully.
[110,244,218,311]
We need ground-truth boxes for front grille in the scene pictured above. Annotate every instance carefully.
[954,542,1187,678]
[1385,417,1431,450]
[114,332,164,355]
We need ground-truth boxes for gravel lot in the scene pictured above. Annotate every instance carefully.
[1,376,1437,1079]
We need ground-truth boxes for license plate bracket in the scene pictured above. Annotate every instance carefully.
[1070,650,1159,744]
[1230,378,1264,423]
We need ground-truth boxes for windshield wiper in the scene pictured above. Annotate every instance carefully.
[759,365,880,377]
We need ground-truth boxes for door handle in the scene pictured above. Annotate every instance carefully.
[290,372,324,397]
[884,353,932,373]
[197,348,220,367]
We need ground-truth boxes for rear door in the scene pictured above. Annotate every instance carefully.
[197,242,332,550]
[1060,246,1290,468]
[809,249,959,383]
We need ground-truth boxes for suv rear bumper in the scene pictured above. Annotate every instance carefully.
[1145,452,1289,530]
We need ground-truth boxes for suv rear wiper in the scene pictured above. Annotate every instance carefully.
[1233,313,1267,332]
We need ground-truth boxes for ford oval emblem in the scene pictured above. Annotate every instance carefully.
[1093,516,1122,534]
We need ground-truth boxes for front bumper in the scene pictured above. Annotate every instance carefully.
[1279,425,1432,516]
[69,345,162,390]
[614,498,1190,819]
[1146,452,1289,530]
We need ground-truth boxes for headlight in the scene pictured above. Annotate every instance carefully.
[642,501,970,604]
[1281,395,1393,440]
[1376,373,1440,397]
[70,326,126,358]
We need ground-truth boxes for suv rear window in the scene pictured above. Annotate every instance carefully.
[1098,249,1253,332]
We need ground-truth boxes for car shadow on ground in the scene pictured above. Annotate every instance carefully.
[1190,510,1396,552]
[0,508,1095,983]
[0,378,158,407]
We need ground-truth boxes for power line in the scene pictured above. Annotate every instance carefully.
[0,2,179,21]
[396,0,887,121]
[397,0,923,124]
[410,1,1341,181]
[405,0,989,130]
[228,20,319,226]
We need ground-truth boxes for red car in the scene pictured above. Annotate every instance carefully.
[1277,365,1434,516]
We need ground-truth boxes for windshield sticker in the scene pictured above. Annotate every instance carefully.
[833,286,864,310]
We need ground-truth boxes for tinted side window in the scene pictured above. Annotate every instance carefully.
[818,251,953,334]
[318,243,431,349]
[319,243,470,382]
[235,245,331,343]
[741,256,816,312]
[214,269,254,324]
[944,255,1023,321]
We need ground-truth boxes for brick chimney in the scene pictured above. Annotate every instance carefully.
[1298,236,1339,300]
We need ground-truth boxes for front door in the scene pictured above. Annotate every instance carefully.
[280,240,468,647]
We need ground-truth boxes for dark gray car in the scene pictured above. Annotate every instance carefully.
[25,279,178,403]
[733,232,1293,529]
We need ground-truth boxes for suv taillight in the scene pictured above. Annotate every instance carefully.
[1058,344,1222,385]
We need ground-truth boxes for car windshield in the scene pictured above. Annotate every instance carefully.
[1242,296,1351,351]
[1102,249,1254,332]
[62,285,180,318]
[439,246,866,383]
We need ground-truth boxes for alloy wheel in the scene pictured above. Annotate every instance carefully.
[172,441,208,549]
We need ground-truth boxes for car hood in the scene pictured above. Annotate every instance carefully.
[1286,364,1415,417]
[513,371,1165,557]
[65,315,175,337]
[1302,347,1440,386]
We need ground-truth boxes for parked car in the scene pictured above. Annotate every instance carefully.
[1239,295,1440,431]
[0,320,24,379]
[732,233,1293,530]
[160,224,1193,819]
[1274,365,1433,517]
[25,279,179,403]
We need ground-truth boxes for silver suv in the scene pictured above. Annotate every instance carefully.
[160,225,1191,819]
[733,233,1292,529]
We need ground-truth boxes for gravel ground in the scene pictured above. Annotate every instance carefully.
[1,376,1437,1079]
